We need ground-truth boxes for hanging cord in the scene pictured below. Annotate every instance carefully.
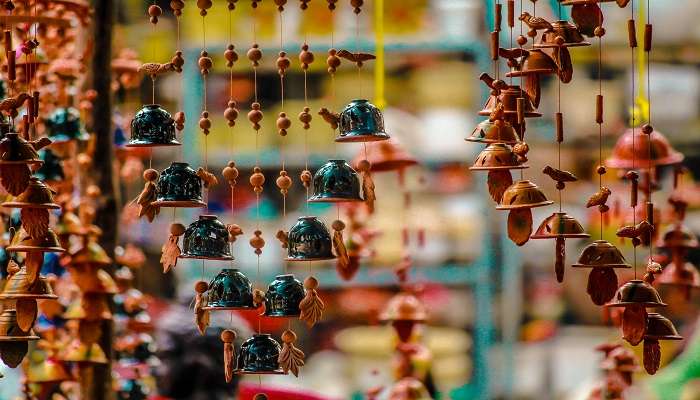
[597,3,605,240]
[630,0,637,278]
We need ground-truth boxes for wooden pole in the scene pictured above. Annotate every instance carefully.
[91,0,116,399]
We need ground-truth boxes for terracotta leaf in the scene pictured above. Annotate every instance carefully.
[555,237,565,283]
[24,252,44,284]
[0,164,31,196]
[332,230,349,270]
[507,208,532,246]
[0,341,28,368]
[136,181,159,222]
[279,339,305,377]
[337,254,360,281]
[524,74,541,108]
[299,289,325,327]
[643,339,661,375]
[15,298,37,332]
[487,170,512,204]
[587,268,618,306]
[20,208,49,241]
[361,170,376,214]
[224,342,235,382]
[194,292,209,335]
[160,234,181,273]
[392,320,416,343]
[621,305,647,346]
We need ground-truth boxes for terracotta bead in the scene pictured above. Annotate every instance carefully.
[194,280,208,293]
[327,48,341,74]
[221,329,236,343]
[144,168,158,181]
[248,102,263,130]
[276,171,292,195]
[304,276,318,290]
[148,5,162,24]
[277,51,290,76]
[594,26,606,37]
[300,169,312,188]
[198,51,212,74]
[299,44,314,69]
[281,329,297,343]
[224,101,239,127]
[277,112,291,136]
[225,44,238,68]
[247,44,262,67]
[516,35,527,46]
[170,223,186,236]
[298,106,312,129]
[331,219,345,231]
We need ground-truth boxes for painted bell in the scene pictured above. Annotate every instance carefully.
[308,160,363,203]
[479,85,541,118]
[152,162,206,208]
[237,334,284,374]
[354,138,418,172]
[470,143,527,171]
[204,268,255,310]
[606,280,666,308]
[466,119,519,145]
[45,107,89,142]
[0,309,39,341]
[0,266,57,300]
[34,149,64,183]
[572,240,631,269]
[7,229,65,253]
[180,215,233,260]
[2,177,60,209]
[644,313,683,341]
[380,292,428,342]
[286,216,335,261]
[126,104,180,147]
[534,20,590,48]
[531,212,590,239]
[0,132,44,165]
[336,99,390,143]
[657,225,699,249]
[496,180,553,210]
[61,339,108,364]
[264,274,304,317]
[506,49,558,77]
[607,127,683,169]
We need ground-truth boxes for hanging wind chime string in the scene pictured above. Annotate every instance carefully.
[645,0,653,263]
[598,4,604,240]
[630,0,637,279]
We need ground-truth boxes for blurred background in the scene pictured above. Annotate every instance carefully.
[4,0,698,399]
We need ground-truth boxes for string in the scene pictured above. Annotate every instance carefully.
[645,0,653,263]
[598,2,604,240]
[631,0,637,279]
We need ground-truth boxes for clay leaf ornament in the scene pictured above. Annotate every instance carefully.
[332,220,349,269]
[136,169,159,222]
[16,298,37,332]
[643,339,661,375]
[587,268,618,306]
[357,160,376,213]
[621,305,647,346]
[194,281,210,335]
[221,330,237,383]
[0,164,31,196]
[20,208,49,241]
[487,170,512,204]
[278,330,305,377]
[299,277,324,327]
[507,208,532,246]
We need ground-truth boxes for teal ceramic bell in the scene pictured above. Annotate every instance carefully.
[45,107,89,142]
[336,99,390,143]
[152,162,206,208]
[179,215,233,261]
[204,269,255,310]
[308,159,363,203]
[126,104,180,147]
[264,274,304,317]
[237,334,284,374]
[286,216,335,261]
[34,149,64,183]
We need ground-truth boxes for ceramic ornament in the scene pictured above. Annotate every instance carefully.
[0,129,51,196]
[573,240,631,305]
[151,162,207,208]
[160,222,185,273]
[221,329,237,383]
[264,274,304,318]
[135,168,159,222]
[202,269,255,311]
[193,280,210,335]
[278,329,305,377]
[237,334,284,375]
[642,312,682,374]
[299,276,325,327]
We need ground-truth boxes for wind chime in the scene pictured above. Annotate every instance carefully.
[588,342,639,400]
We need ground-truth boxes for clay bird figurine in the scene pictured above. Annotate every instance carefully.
[616,220,653,239]
[586,187,611,208]
[499,47,529,61]
[227,224,243,242]
[542,165,577,189]
[138,62,176,78]
[276,230,289,249]
[196,167,218,189]
[519,12,553,31]
[336,49,376,68]
[0,93,32,118]
[318,108,340,130]
[479,73,508,93]
[513,142,529,163]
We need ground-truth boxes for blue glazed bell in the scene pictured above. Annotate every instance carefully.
[204,269,255,310]
[286,216,335,261]
[152,162,206,208]
[264,274,304,317]
[126,104,180,147]
[179,215,233,261]
[237,334,284,374]
[336,99,390,143]
[33,149,64,184]
[45,107,89,142]
[308,159,362,203]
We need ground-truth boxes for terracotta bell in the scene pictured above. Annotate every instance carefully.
[506,49,558,77]
[0,266,57,300]
[644,313,682,341]
[470,143,527,171]
[479,85,541,118]
[380,292,428,342]
[69,267,118,295]
[126,104,180,147]
[0,309,39,341]
[0,132,45,166]
[606,280,666,308]
[151,162,206,208]
[69,240,113,267]
[7,229,65,253]
[657,225,699,249]
[496,180,553,210]
[203,268,255,310]
[354,138,418,172]
[286,216,335,261]
[572,240,631,269]
[61,339,108,364]
[179,215,233,261]
[308,160,363,203]
[264,274,305,317]
[534,20,590,48]
[336,99,390,143]
[606,127,683,169]
[466,119,519,145]
[531,212,590,239]
[45,107,89,142]
[63,294,113,321]
[657,260,700,289]
[2,177,60,209]
[237,334,284,374]
[34,149,64,184]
